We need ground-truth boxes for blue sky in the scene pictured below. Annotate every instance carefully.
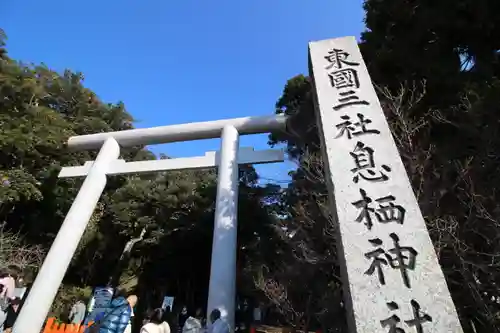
[3,0,365,185]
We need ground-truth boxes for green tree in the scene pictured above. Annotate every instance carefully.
[360,1,500,331]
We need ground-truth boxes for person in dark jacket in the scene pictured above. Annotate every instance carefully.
[98,293,137,333]
[3,297,21,333]
[177,306,189,332]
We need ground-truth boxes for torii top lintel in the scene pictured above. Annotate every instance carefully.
[67,115,287,151]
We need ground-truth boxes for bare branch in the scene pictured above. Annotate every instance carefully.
[0,224,45,271]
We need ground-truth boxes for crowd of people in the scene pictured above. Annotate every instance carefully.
[0,266,28,333]
[0,264,262,333]
[68,289,231,333]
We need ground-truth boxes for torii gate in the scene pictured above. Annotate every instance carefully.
[13,115,286,333]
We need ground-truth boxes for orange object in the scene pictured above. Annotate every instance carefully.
[43,318,94,333]
[42,318,56,333]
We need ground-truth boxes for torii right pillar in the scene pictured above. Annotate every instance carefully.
[308,36,464,333]
[207,125,240,331]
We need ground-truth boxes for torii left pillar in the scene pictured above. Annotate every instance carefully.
[12,138,120,333]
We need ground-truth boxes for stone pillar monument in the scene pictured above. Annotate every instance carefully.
[308,36,463,333]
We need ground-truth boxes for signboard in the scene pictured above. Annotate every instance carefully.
[161,296,174,311]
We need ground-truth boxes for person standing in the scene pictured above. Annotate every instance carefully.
[123,295,137,333]
[208,309,229,333]
[0,268,17,331]
[3,297,21,333]
[252,303,262,325]
[0,270,16,302]
[140,308,170,333]
[69,299,87,325]
[177,306,189,333]
[97,292,137,333]
[162,306,176,333]
[182,308,203,333]
[0,284,6,331]
[240,300,251,333]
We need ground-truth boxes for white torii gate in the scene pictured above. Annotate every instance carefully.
[13,115,286,333]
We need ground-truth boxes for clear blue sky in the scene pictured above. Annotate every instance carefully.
[3,0,365,185]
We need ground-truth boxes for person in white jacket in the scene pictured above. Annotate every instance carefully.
[141,308,171,333]
[182,308,203,333]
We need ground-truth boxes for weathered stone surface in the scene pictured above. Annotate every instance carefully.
[309,36,463,333]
